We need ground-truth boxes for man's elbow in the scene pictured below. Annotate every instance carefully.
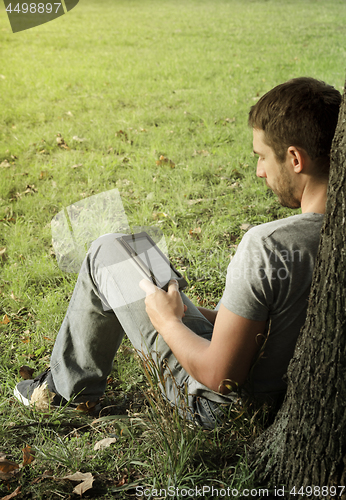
[208,370,245,395]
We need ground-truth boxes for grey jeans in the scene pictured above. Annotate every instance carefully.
[50,233,236,428]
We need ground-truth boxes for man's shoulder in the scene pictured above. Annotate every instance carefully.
[245,213,324,247]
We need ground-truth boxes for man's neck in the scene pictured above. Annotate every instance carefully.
[300,178,328,214]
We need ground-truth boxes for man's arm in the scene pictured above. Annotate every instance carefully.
[140,280,267,394]
[197,307,218,325]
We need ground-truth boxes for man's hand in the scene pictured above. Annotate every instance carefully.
[141,281,267,394]
[139,279,187,334]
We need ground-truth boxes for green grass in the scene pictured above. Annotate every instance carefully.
[0,0,345,497]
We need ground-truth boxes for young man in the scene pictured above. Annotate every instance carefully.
[14,77,341,428]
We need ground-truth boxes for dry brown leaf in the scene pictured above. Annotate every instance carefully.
[63,472,94,496]
[22,445,35,466]
[71,163,83,169]
[0,459,20,480]
[192,149,209,157]
[63,471,92,482]
[0,160,11,168]
[152,212,168,220]
[187,198,207,205]
[240,223,254,231]
[75,400,99,413]
[56,134,69,149]
[1,314,10,325]
[119,345,135,357]
[73,476,94,496]
[188,227,202,239]
[115,130,128,141]
[93,437,117,451]
[30,382,56,411]
[23,184,38,195]
[72,136,86,143]
[156,155,175,168]
[19,366,35,380]
[0,485,22,500]
[116,476,127,487]
[230,182,240,189]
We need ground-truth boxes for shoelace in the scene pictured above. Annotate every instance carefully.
[33,368,50,383]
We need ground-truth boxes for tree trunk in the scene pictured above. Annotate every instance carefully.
[250,79,346,498]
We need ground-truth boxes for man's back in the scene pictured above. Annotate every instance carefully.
[221,213,324,402]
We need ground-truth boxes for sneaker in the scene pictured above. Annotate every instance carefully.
[14,368,101,414]
[14,368,66,409]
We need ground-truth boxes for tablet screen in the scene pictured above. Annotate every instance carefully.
[125,233,175,285]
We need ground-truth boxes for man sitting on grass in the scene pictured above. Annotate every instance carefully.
[14,77,341,428]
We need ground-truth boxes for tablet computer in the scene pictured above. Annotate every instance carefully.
[118,232,187,292]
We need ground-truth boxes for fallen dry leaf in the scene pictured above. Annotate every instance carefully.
[93,437,117,451]
[19,366,35,380]
[187,198,208,205]
[63,471,92,482]
[56,134,69,149]
[192,149,209,157]
[0,160,11,168]
[63,472,94,496]
[152,212,168,220]
[71,163,83,169]
[115,130,128,141]
[0,459,20,481]
[156,155,175,168]
[1,314,10,325]
[240,223,254,231]
[118,345,135,357]
[23,184,38,195]
[10,291,20,301]
[0,485,22,500]
[22,445,35,466]
[73,476,94,496]
[188,227,202,239]
[72,136,86,142]
[39,170,51,180]
[116,476,127,487]
[76,400,99,413]
[230,182,240,189]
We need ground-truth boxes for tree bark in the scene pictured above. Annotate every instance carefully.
[250,79,346,498]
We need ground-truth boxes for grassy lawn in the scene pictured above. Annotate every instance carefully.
[0,0,345,497]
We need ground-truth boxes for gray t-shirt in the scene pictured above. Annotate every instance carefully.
[221,212,324,403]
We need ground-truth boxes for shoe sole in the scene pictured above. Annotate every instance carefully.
[13,386,30,406]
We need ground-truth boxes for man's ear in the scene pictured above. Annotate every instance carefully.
[286,146,307,173]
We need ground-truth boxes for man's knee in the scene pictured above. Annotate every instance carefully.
[88,233,127,267]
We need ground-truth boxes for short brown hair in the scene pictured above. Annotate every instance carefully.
[248,77,341,174]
